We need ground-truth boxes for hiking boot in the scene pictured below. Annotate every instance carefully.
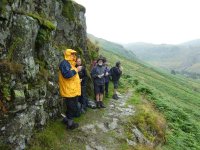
[96,101,101,109]
[112,94,118,100]
[61,114,67,124]
[65,119,79,130]
[62,117,68,125]
[100,101,106,108]
[116,94,120,99]
[81,108,86,114]
[67,122,79,130]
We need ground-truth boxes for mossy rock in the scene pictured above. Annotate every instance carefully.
[0,82,11,101]
[7,37,23,61]
[13,10,56,31]
[0,142,11,150]
[87,38,99,60]
[53,44,69,52]
[36,27,52,48]
[62,0,85,22]
[27,13,56,30]
[0,0,13,13]
[34,59,49,82]
[13,90,25,104]
[0,0,7,13]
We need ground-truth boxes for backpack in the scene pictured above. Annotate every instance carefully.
[109,67,115,81]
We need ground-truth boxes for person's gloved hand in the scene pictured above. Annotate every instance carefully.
[98,75,102,78]
[98,74,104,78]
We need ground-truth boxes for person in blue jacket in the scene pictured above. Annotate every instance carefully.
[59,49,82,130]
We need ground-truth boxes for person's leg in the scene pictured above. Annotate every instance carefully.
[99,85,106,108]
[96,93,101,108]
[114,88,117,95]
[94,84,99,101]
[65,98,74,120]
[105,82,109,97]
[75,98,82,117]
[65,97,79,129]
[115,81,119,98]
[96,94,100,101]
[112,81,118,100]
[66,97,79,118]
[99,85,104,101]
[100,93,103,101]
[95,84,101,108]
[93,82,96,100]
[81,85,88,110]
[78,93,83,106]
[71,97,81,117]
[77,96,82,115]
[78,87,85,114]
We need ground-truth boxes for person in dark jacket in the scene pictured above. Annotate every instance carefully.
[111,61,122,100]
[76,58,88,113]
[91,57,106,108]
[104,62,110,98]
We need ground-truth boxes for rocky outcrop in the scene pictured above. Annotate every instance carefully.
[0,0,96,149]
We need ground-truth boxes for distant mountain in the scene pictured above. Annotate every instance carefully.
[124,40,200,74]
[180,39,200,47]
[88,34,136,60]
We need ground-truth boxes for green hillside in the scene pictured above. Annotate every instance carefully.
[124,41,200,75]
[88,34,136,60]
[100,48,200,150]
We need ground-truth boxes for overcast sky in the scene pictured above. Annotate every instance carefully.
[75,0,200,44]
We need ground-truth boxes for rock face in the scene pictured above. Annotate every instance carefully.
[0,0,93,149]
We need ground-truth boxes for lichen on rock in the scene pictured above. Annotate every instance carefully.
[0,0,98,149]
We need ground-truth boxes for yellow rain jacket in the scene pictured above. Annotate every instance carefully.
[59,49,81,98]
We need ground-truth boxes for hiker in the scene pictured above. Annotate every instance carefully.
[110,61,122,100]
[76,58,88,113]
[91,60,97,69]
[59,49,82,130]
[104,61,110,98]
[91,57,106,108]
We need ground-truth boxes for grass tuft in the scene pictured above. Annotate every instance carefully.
[125,93,166,147]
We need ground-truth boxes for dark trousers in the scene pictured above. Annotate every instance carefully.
[64,97,80,119]
[105,82,109,94]
[78,85,88,110]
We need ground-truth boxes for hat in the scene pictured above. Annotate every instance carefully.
[64,49,77,60]
[96,56,104,63]
[116,61,121,66]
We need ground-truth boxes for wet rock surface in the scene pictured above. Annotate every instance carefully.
[0,0,89,149]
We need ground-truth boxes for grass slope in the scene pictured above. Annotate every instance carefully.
[101,49,200,150]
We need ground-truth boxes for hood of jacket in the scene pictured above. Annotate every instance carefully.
[64,49,77,66]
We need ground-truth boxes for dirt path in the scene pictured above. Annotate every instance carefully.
[80,90,135,150]
[64,90,152,150]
